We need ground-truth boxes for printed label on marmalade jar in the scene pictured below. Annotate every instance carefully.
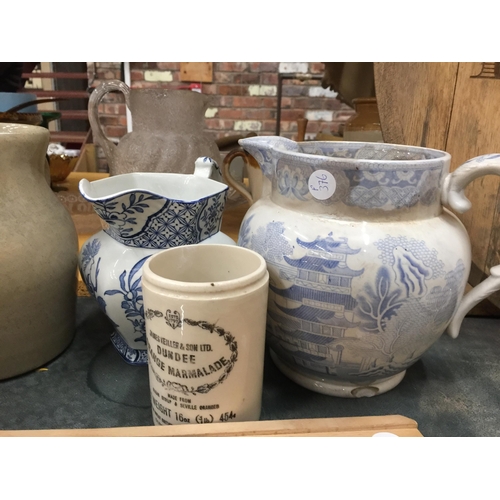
[145,308,239,425]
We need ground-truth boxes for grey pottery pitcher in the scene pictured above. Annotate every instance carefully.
[89,80,221,176]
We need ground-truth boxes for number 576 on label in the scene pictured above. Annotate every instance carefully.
[308,170,336,200]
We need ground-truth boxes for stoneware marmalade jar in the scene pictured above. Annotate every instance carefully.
[237,136,500,398]
[79,157,235,365]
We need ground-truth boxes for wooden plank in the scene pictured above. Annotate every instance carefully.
[180,62,213,83]
[19,89,90,99]
[374,62,459,148]
[444,62,500,309]
[374,62,500,313]
[73,144,97,172]
[22,72,89,80]
[485,196,500,288]
[0,415,422,437]
[49,130,88,144]
[57,110,89,120]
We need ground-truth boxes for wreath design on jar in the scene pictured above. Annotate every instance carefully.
[145,308,238,396]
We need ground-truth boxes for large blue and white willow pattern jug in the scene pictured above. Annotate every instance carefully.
[237,137,500,398]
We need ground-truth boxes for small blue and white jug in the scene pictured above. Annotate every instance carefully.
[79,157,234,365]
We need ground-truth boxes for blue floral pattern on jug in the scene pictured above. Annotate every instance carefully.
[464,153,500,163]
[242,220,466,383]
[276,163,311,201]
[268,140,445,210]
[343,167,443,209]
[80,239,107,313]
[92,190,227,249]
[79,237,152,365]
[274,162,443,209]
[104,255,150,344]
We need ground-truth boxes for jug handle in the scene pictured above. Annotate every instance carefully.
[441,153,500,338]
[222,148,254,205]
[88,80,130,168]
[193,156,222,181]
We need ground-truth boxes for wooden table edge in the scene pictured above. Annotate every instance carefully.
[0,415,422,437]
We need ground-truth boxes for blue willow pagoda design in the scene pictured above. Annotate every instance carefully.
[240,215,468,383]
[267,235,364,375]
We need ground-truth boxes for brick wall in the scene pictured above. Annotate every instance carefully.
[89,62,355,171]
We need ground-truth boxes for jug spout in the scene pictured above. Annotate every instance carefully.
[238,136,300,179]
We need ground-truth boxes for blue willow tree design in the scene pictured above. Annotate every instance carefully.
[356,266,405,336]
[104,255,151,344]
[237,214,255,248]
[353,265,414,374]
[354,237,457,365]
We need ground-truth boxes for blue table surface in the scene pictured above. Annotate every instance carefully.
[1,297,499,436]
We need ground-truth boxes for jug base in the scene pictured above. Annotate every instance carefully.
[269,349,406,398]
[88,342,150,408]
[111,331,148,366]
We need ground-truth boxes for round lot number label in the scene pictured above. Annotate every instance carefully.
[308,169,336,200]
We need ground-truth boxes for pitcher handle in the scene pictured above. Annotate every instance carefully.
[193,156,222,182]
[441,153,500,338]
[88,79,131,168]
[222,148,254,205]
